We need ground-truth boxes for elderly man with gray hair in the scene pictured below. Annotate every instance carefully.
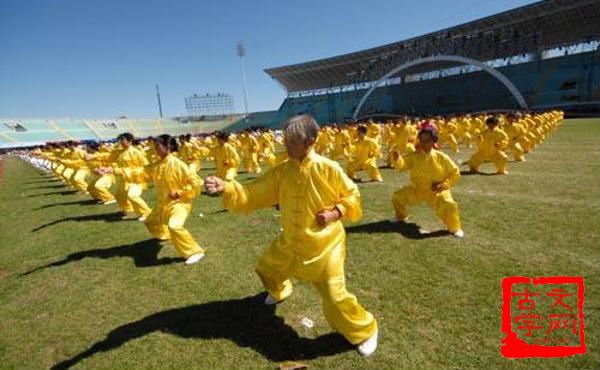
[205,114,378,356]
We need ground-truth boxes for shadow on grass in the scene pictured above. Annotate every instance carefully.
[27,183,67,190]
[23,178,61,184]
[32,212,129,232]
[50,293,353,370]
[346,220,450,239]
[459,170,501,176]
[209,209,229,214]
[26,190,78,197]
[21,239,182,276]
[33,199,98,210]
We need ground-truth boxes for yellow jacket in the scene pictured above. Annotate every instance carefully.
[352,137,380,162]
[222,149,361,261]
[214,142,240,169]
[476,127,509,155]
[112,145,149,184]
[398,149,460,192]
[146,154,202,205]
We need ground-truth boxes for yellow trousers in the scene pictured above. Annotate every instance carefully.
[346,159,382,181]
[510,142,525,161]
[70,168,89,193]
[144,202,204,257]
[188,160,201,173]
[61,167,75,184]
[392,186,461,232]
[468,150,508,174]
[115,182,151,216]
[88,174,115,203]
[217,166,238,181]
[255,236,378,345]
[243,153,261,173]
[440,134,459,153]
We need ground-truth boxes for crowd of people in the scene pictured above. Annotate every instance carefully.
[16,110,564,357]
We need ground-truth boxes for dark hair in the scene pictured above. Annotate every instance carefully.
[216,131,231,142]
[418,126,438,142]
[117,132,134,142]
[357,125,368,135]
[486,116,499,125]
[155,134,179,152]
[87,142,100,152]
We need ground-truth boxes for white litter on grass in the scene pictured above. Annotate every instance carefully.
[300,317,314,328]
[198,213,204,218]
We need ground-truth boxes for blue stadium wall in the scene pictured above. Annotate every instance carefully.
[273,51,600,124]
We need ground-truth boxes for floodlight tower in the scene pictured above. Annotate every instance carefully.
[155,84,163,118]
[236,41,249,118]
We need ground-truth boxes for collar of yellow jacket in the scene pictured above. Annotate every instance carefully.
[289,148,316,169]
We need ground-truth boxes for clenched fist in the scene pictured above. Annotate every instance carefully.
[205,175,225,195]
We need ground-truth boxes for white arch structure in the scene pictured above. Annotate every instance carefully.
[352,55,528,120]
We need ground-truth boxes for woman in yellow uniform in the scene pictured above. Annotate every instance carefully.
[143,135,205,265]
[99,133,152,220]
[391,126,464,238]
[346,125,383,182]
[467,116,510,174]
[205,114,379,357]
[212,132,240,180]
[86,142,117,204]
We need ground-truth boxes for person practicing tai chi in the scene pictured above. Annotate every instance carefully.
[346,125,383,182]
[97,132,152,220]
[143,135,205,265]
[205,114,379,357]
[391,125,464,238]
[467,116,509,175]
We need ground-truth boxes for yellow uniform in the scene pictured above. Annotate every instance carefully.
[144,154,204,258]
[240,134,262,174]
[86,150,117,203]
[213,141,240,180]
[112,145,152,217]
[346,137,382,182]
[468,126,509,174]
[392,149,462,232]
[504,122,527,161]
[63,146,90,193]
[221,149,377,345]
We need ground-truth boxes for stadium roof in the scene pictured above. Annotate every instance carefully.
[265,0,600,92]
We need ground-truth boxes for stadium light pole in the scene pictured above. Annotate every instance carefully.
[236,42,249,119]
[155,83,163,118]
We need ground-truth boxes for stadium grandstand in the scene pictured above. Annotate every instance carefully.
[2,0,598,149]
[265,0,600,124]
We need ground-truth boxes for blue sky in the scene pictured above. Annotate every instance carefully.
[0,0,537,118]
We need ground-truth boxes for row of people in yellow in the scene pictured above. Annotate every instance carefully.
[22,110,563,358]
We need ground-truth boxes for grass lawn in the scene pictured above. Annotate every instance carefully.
[0,118,598,370]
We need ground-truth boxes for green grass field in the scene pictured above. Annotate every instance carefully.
[0,119,598,370]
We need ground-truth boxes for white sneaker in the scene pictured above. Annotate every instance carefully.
[357,329,378,357]
[264,294,282,305]
[137,216,147,222]
[103,199,116,205]
[185,253,205,265]
[453,230,465,239]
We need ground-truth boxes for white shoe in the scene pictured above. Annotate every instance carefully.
[264,294,282,305]
[185,253,205,265]
[453,229,464,238]
[137,216,147,222]
[103,199,116,205]
[357,329,378,357]
[389,216,408,223]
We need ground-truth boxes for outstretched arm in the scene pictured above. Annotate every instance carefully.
[205,167,280,214]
